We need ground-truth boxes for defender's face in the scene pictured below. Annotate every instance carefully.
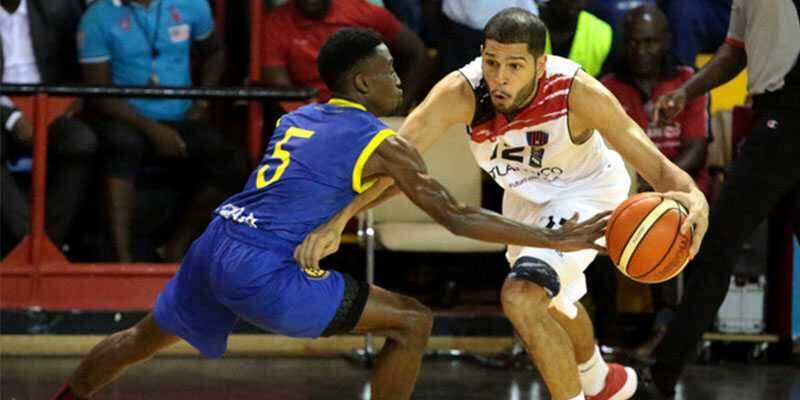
[481,40,544,114]
[362,44,403,116]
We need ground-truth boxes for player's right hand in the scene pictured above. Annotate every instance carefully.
[552,211,611,252]
[294,222,343,270]
[654,87,688,125]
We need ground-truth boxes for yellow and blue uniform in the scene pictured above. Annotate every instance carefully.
[153,99,394,358]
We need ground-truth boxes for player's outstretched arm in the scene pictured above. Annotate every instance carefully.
[570,70,709,259]
[368,135,610,251]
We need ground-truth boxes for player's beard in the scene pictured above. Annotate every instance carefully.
[496,75,539,117]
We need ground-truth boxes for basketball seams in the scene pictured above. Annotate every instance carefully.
[618,198,671,272]
[629,209,681,279]
[607,194,660,266]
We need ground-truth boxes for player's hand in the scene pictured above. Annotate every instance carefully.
[146,123,188,158]
[662,189,709,260]
[552,211,612,252]
[294,222,343,270]
[654,88,688,125]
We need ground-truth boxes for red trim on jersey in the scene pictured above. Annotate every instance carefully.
[470,73,573,143]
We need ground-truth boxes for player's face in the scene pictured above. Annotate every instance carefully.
[625,16,668,76]
[481,40,545,114]
[362,44,403,116]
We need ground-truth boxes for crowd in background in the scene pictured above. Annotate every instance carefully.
[0,0,734,345]
[0,0,734,263]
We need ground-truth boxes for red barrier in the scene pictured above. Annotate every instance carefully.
[0,2,261,311]
[248,0,265,167]
[0,93,176,310]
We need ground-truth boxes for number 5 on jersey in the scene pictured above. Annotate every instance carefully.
[256,127,315,188]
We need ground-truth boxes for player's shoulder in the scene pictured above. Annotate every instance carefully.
[544,55,581,78]
[295,102,386,132]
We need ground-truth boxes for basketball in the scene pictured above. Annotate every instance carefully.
[605,193,692,284]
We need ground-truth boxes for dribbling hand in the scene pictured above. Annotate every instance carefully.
[662,189,709,260]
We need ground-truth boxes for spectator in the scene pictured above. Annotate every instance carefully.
[432,0,539,78]
[659,0,731,66]
[644,0,800,396]
[384,0,424,39]
[78,0,247,262]
[261,0,429,113]
[598,4,710,357]
[0,0,97,255]
[586,0,654,34]
[539,0,615,77]
[602,5,710,197]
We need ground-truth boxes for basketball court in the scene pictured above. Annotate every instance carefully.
[2,354,799,399]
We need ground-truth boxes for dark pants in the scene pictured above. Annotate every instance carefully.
[91,117,247,261]
[0,116,98,247]
[651,87,800,393]
[93,118,246,191]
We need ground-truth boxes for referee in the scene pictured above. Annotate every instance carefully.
[645,0,800,397]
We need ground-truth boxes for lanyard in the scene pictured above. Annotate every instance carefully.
[127,0,163,60]
[126,0,163,84]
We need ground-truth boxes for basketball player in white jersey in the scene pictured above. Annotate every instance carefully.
[294,8,709,400]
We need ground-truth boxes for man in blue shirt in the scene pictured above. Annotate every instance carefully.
[77,0,246,262]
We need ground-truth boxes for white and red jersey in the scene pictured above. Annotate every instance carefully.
[459,55,626,204]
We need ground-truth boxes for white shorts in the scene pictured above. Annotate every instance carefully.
[503,163,630,318]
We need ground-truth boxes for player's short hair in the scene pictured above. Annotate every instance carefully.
[484,7,547,57]
[318,28,384,93]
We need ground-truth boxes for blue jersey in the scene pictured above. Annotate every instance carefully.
[215,98,395,249]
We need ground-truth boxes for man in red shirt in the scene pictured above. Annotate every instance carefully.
[601,5,710,197]
[598,4,710,358]
[261,0,429,113]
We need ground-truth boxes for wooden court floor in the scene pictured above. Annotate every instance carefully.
[2,356,799,399]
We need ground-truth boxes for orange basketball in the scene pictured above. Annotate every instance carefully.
[605,193,691,284]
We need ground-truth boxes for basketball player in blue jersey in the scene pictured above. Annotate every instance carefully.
[51,28,610,400]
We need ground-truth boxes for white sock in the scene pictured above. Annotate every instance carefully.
[568,394,586,400]
[578,345,610,396]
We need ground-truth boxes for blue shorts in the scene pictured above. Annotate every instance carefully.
[154,218,369,358]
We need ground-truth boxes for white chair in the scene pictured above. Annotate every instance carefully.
[353,117,506,361]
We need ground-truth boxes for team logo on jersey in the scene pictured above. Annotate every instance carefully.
[303,266,330,280]
[526,131,549,146]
